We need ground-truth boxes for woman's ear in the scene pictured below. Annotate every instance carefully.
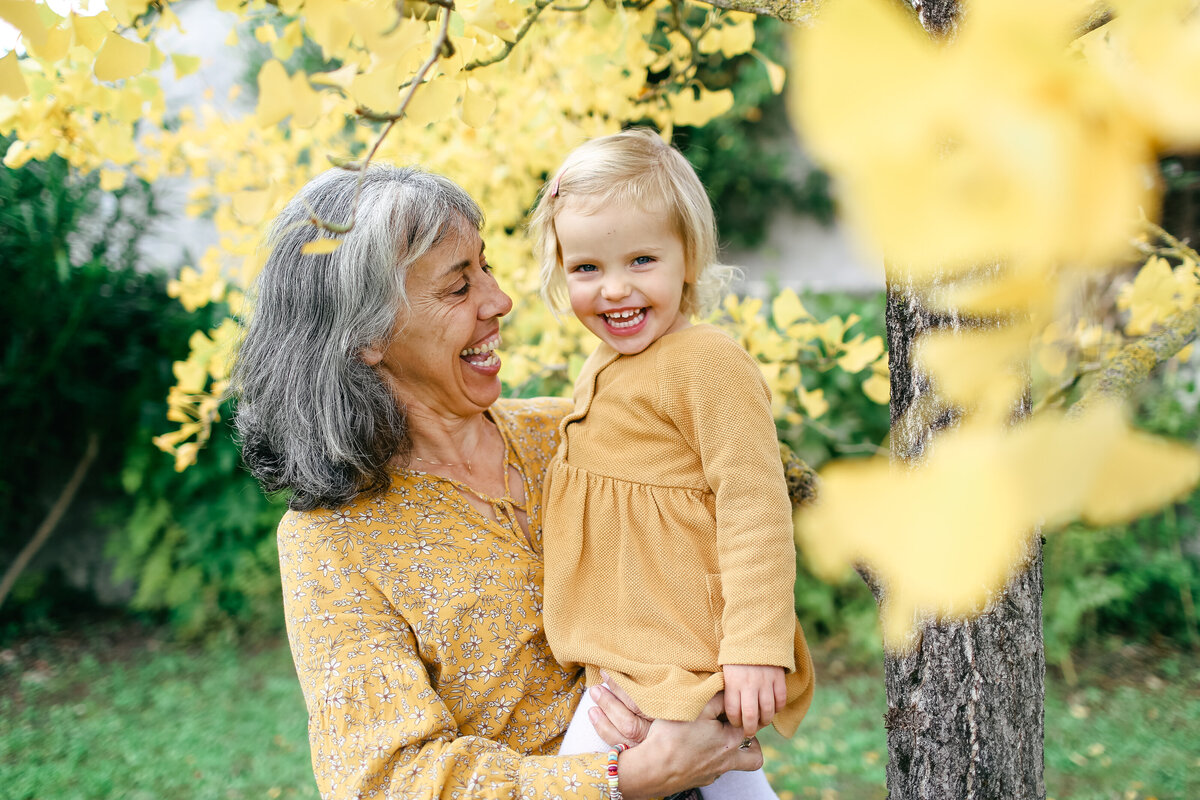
[359,346,384,366]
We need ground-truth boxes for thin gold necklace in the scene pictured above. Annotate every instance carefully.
[412,454,474,472]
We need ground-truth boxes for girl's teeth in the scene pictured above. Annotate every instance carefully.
[606,310,644,328]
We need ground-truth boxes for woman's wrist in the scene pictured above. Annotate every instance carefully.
[609,740,679,800]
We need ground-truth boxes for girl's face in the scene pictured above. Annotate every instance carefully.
[555,197,691,356]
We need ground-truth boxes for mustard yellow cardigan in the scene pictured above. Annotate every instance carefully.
[543,325,814,736]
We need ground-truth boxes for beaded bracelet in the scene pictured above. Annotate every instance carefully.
[606,742,630,800]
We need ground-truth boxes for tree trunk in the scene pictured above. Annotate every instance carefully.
[882,277,1046,799]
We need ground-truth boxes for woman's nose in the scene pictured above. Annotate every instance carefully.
[481,275,513,318]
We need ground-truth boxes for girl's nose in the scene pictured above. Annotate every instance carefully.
[601,274,631,301]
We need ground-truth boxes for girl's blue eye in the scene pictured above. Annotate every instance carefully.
[571,264,597,273]
[633,256,653,265]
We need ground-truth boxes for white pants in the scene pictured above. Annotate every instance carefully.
[560,690,780,800]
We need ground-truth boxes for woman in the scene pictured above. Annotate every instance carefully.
[232,166,765,800]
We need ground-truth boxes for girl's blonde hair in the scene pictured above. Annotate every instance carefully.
[530,127,736,318]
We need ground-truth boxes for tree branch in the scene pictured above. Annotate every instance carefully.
[691,0,818,25]
[0,432,100,610]
[1070,303,1200,416]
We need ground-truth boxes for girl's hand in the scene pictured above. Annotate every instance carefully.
[587,672,652,747]
[616,693,762,800]
[722,664,787,738]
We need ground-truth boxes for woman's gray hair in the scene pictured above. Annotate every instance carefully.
[231,165,484,511]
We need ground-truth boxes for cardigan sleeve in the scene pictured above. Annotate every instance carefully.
[277,514,607,800]
[657,329,799,670]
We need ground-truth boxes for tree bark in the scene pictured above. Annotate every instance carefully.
[884,275,1046,800]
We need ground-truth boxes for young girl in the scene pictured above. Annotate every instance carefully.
[533,128,814,799]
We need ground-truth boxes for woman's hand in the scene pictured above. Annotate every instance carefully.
[614,693,763,800]
[587,673,653,747]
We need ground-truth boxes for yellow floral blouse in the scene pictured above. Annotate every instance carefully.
[277,397,608,800]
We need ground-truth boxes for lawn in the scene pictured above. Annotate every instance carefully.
[2,626,1197,800]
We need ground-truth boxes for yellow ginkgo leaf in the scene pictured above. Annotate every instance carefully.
[862,371,890,404]
[461,82,496,129]
[350,64,400,114]
[170,53,201,80]
[302,238,342,255]
[99,168,126,191]
[71,12,109,52]
[231,190,270,224]
[405,77,459,127]
[1080,426,1200,526]
[94,32,150,82]
[0,0,52,48]
[0,50,28,100]
[763,56,785,94]
[670,87,734,128]
[288,71,321,129]
[29,22,69,62]
[105,0,151,26]
[771,289,808,329]
[837,334,884,374]
[255,59,291,127]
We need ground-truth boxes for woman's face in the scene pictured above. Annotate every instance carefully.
[364,221,513,420]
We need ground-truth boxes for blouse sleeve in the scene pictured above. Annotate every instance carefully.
[657,330,799,670]
[277,513,607,800]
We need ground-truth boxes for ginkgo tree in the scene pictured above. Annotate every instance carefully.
[4,0,1200,795]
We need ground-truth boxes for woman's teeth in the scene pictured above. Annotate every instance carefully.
[460,335,500,357]
[605,309,645,328]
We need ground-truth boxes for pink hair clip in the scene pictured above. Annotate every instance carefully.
[550,173,562,198]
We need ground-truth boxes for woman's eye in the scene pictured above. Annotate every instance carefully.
[452,281,471,296]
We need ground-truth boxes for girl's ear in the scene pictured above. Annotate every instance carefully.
[359,346,384,366]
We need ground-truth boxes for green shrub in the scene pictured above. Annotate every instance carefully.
[0,148,285,640]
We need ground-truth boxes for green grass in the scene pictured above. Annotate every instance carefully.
[762,644,1200,800]
[1,628,317,800]
[2,629,1198,800]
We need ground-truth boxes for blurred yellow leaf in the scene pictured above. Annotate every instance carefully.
[671,87,733,128]
[799,386,828,418]
[405,77,459,126]
[302,238,342,255]
[170,53,201,80]
[1081,0,1200,150]
[791,0,1156,276]
[837,335,883,373]
[862,371,890,404]
[255,59,291,127]
[797,403,1200,647]
[350,64,400,113]
[99,168,125,191]
[772,289,809,329]
[94,32,150,82]
[71,12,108,52]
[29,22,69,62]
[461,82,496,128]
[0,0,53,48]
[106,0,150,26]
[0,50,28,100]
[231,190,270,224]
